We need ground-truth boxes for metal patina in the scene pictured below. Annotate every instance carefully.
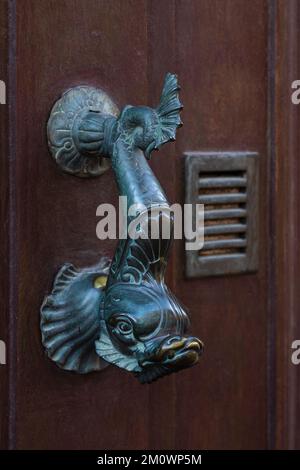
[41,73,203,383]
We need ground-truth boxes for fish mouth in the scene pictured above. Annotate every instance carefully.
[137,335,204,384]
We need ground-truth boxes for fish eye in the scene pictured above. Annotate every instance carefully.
[167,350,175,359]
[167,336,181,345]
[116,319,133,334]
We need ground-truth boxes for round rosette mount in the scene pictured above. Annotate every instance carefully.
[47,86,119,178]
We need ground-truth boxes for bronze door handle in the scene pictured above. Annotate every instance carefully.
[41,74,203,383]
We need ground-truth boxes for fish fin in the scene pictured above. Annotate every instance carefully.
[155,73,183,148]
[40,259,110,373]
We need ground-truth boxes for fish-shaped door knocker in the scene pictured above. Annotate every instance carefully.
[41,73,203,383]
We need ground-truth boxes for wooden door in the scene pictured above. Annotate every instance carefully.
[1,0,299,450]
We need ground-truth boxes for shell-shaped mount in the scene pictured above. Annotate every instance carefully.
[47,86,119,177]
[40,258,111,373]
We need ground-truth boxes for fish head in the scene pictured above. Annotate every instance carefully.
[96,281,203,383]
[117,105,163,159]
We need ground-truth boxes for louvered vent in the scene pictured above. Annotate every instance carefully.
[199,170,247,257]
[185,152,259,277]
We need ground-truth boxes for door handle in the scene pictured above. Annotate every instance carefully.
[41,73,203,383]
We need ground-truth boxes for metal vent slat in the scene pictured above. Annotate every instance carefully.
[198,176,247,188]
[203,239,247,250]
[204,208,247,220]
[204,223,246,236]
[198,193,247,204]
[197,253,246,263]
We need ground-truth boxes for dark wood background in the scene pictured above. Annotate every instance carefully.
[273,0,300,450]
[0,0,9,450]
[0,0,299,450]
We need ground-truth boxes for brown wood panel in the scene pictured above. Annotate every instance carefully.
[5,0,292,450]
[274,0,300,450]
[174,0,269,449]
[15,0,151,450]
[0,0,9,450]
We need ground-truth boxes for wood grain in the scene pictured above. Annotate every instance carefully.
[0,0,9,449]
[273,0,300,450]
[5,0,293,450]
[174,0,269,449]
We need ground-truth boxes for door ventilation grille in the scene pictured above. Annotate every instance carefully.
[199,170,247,258]
[185,152,259,278]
